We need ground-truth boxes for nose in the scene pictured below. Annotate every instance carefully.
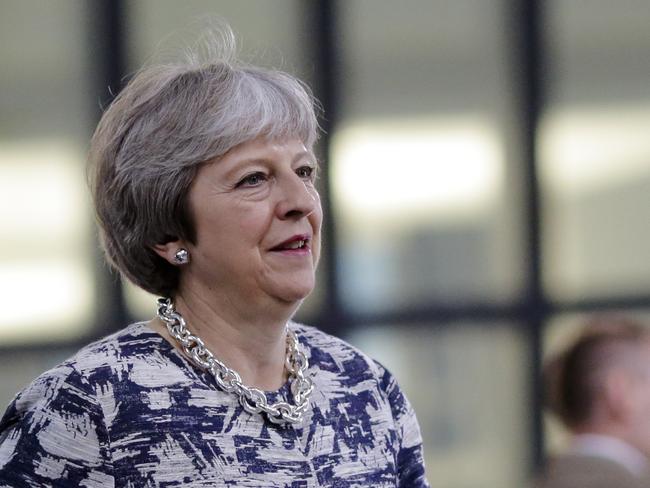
[275,172,319,220]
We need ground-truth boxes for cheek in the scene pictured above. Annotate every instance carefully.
[311,211,323,265]
[313,235,322,267]
[311,193,323,230]
[631,385,650,420]
[309,205,321,229]
[235,207,274,244]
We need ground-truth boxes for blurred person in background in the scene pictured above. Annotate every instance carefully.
[0,25,429,487]
[535,316,650,488]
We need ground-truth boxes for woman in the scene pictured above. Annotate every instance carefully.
[0,28,429,487]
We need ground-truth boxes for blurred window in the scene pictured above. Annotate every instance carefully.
[541,0,650,302]
[333,118,511,311]
[347,321,528,488]
[0,0,94,343]
[335,0,525,313]
[335,2,528,486]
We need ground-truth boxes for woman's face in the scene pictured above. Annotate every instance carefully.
[182,137,322,306]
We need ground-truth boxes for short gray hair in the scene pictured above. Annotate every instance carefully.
[89,28,320,297]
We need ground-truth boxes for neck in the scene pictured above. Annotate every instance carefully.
[154,286,299,391]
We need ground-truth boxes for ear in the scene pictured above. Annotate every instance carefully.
[152,239,191,266]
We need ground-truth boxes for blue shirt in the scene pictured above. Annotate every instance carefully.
[0,322,429,487]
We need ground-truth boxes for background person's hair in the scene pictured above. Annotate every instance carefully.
[543,315,649,429]
[88,25,320,297]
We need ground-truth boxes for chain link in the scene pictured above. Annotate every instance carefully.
[156,297,313,425]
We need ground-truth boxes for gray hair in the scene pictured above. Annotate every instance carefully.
[89,27,320,297]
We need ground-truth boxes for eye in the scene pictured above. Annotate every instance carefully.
[296,165,317,181]
[236,172,267,188]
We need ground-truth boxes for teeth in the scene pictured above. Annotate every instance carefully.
[286,240,305,249]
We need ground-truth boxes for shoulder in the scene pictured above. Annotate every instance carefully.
[536,454,645,488]
[293,323,428,485]
[0,327,151,484]
[292,322,389,385]
[292,322,414,426]
[9,323,147,396]
[47,321,197,390]
[64,321,168,375]
[2,322,185,423]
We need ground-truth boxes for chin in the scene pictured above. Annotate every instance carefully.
[277,279,315,303]
[283,287,314,304]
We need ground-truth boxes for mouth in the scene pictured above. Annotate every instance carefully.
[270,234,311,252]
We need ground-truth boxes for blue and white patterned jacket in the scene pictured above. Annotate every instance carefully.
[0,322,429,487]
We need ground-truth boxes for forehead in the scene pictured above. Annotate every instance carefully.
[223,137,310,161]
[202,136,311,172]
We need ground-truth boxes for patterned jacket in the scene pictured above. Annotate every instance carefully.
[0,322,429,487]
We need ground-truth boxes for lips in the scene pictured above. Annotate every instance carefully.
[270,234,311,252]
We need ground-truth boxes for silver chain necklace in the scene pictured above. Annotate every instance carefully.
[156,297,314,425]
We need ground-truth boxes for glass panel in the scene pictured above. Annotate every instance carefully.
[0,0,94,343]
[335,0,524,313]
[541,0,650,301]
[347,321,529,488]
[126,1,306,77]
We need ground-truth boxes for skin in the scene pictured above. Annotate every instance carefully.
[616,341,650,459]
[150,137,322,390]
[573,339,650,460]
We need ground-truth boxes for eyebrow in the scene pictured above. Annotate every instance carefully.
[292,150,314,163]
[239,151,314,167]
[221,151,316,180]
